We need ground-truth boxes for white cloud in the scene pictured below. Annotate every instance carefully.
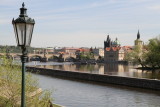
[148,5,160,10]
[31,31,141,48]
[0,19,9,24]
[31,32,106,47]
[0,0,21,6]
[1,0,160,48]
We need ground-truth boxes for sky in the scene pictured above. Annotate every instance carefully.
[1,0,160,48]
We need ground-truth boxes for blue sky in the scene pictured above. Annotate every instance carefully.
[1,0,160,48]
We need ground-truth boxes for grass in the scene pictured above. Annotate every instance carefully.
[53,103,63,107]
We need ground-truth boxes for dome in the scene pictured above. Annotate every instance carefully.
[113,38,121,46]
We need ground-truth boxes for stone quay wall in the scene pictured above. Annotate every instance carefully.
[27,67,160,90]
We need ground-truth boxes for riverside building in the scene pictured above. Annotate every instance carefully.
[104,31,142,62]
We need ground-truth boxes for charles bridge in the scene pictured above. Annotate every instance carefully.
[0,53,77,62]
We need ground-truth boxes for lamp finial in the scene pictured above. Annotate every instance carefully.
[22,2,25,8]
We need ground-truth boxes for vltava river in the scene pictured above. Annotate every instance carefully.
[28,62,160,107]
[33,74,160,107]
[28,62,160,80]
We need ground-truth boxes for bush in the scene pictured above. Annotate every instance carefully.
[0,55,53,106]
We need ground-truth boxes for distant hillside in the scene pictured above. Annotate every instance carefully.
[0,45,43,53]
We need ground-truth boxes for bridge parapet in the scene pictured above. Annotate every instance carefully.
[0,53,77,61]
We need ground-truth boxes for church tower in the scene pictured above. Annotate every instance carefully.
[134,30,143,51]
[104,35,111,48]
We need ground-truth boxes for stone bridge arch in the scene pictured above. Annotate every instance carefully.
[63,54,76,60]
[0,53,77,62]
[47,55,60,61]
[65,56,76,62]
[29,55,43,61]
[12,54,21,60]
[0,53,20,60]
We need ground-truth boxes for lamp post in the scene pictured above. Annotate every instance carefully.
[12,3,35,107]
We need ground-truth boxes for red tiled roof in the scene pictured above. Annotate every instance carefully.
[106,47,111,51]
[58,52,65,54]
[122,46,133,51]
[76,48,90,52]
[112,47,121,51]
[106,47,121,51]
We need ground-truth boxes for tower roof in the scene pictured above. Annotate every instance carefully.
[137,30,140,39]
[107,35,110,41]
[112,38,121,46]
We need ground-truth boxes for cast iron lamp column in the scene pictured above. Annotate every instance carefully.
[12,3,35,107]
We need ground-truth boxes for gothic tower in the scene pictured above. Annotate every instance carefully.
[104,35,111,48]
[134,30,143,51]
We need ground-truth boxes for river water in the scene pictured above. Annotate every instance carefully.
[27,62,160,107]
[27,61,160,80]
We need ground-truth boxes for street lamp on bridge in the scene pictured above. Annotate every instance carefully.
[12,2,35,107]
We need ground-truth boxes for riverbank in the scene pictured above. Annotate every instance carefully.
[27,67,160,90]
[136,67,160,71]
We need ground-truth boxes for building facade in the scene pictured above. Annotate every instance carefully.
[104,31,142,62]
[93,48,104,57]
[104,35,124,62]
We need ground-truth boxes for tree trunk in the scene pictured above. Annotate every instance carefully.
[138,58,144,68]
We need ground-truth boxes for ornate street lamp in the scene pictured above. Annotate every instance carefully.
[12,2,35,107]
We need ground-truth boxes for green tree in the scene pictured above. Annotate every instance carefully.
[79,53,93,60]
[125,45,147,68]
[0,55,53,106]
[145,37,160,68]
[125,36,160,69]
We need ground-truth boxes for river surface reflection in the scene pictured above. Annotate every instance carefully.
[33,74,160,107]
[27,62,160,80]
[27,62,160,107]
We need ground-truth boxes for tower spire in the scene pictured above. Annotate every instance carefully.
[107,35,110,41]
[137,30,140,39]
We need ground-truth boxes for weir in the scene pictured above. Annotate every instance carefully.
[27,67,160,90]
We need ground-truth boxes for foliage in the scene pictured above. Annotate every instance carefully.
[78,52,94,60]
[145,38,160,68]
[97,56,104,63]
[0,55,53,106]
[0,45,44,54]
[125,45,146,67]
[125,36,160,69]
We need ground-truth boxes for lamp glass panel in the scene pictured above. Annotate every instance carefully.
[16,23,25,46]
[13,23,19,45]
[25,23,34,46]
